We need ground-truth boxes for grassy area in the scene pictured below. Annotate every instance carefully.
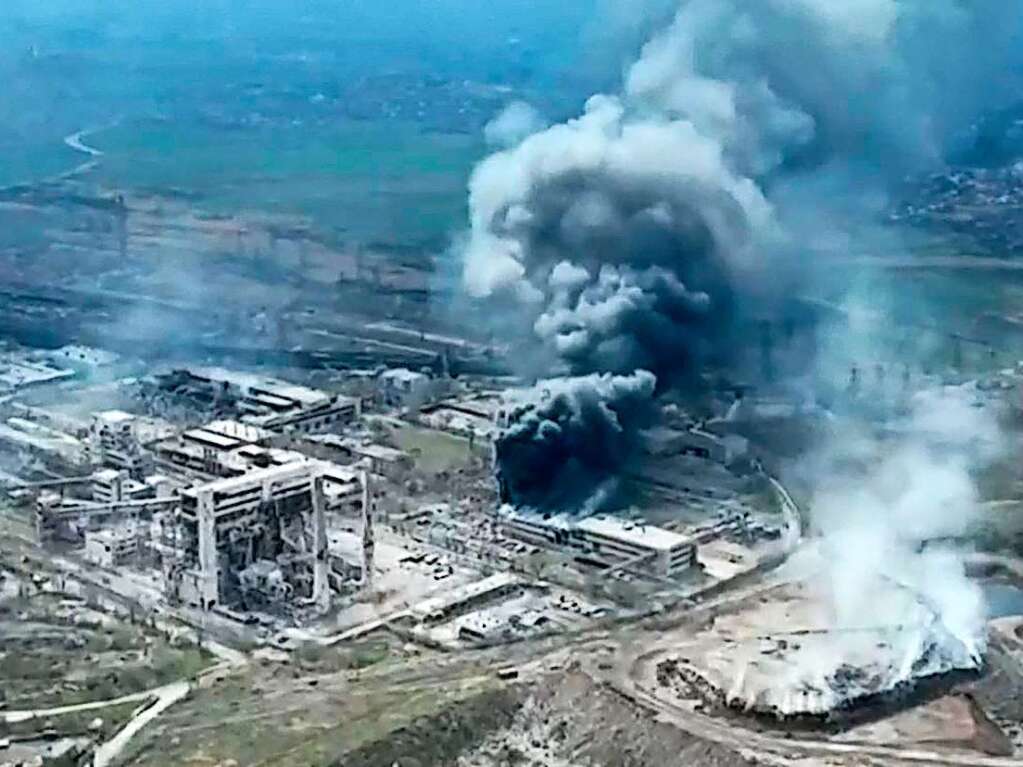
[90,118,483,245]
[0,134,83,189]
[122,665,502,767]
[388,423,474,473]
[0,590,213,709]
[0,700,142,742]
[0,504,36,543]
[292,640,391,674]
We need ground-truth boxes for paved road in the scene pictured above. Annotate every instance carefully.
[64,129,104,158]
[93,681,190,767]
[2,688,161,725]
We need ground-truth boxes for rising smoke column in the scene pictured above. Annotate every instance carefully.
[468,0,1023,511]
[496,370,657,512]
[753,384,1005,713]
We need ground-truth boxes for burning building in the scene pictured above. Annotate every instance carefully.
[463,0,1023,717]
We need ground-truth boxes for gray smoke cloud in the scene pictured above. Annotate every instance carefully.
[495,370,657,512]
[467,0,1023,513]
[465,0,1023,375]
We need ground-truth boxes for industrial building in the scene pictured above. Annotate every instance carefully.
[91,469,170,504]
[155,419,280,478]
[499,511,697,578]
[89,410,147,475]
[0,352,77,392]
[84,523,143,568]
[409,572,525,624]
[640,426,749,464]
[155,367,360,434]
[418,392,504,445]
[301,434,413,480]
[168,462,331,612]
[378,367,436,408]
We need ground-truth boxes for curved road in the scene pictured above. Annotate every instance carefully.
[64,129,104,158]
[615,671,1021,767]
[93,681,190,767]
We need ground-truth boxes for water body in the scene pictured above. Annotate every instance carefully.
[983,581,1023,619]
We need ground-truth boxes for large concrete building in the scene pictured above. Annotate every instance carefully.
[89,410,147,474]
[158,367,360,434]
[169,462,330,612]
[499,511,696,578]
[84,524,142,568]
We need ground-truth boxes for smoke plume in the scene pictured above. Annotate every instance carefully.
[759,384,1005,712]
[466,0,1023,512]
[484,101,548,149]
[495,370,657,512]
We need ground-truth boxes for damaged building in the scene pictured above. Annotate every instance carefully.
[166,461,334,612]
[152,367,361,434]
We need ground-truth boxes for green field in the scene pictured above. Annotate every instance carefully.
[90,118,485,246]
[388,423,474,474]
[0,135,83,189]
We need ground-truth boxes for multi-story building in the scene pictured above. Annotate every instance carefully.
[498,510,696,578]
[84,524,142,568]
[159,367,360,434]
[89,410,147,475]
[170,462,330,611]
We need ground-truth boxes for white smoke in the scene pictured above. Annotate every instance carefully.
[785,385,1004,709]
[484,101,548,149]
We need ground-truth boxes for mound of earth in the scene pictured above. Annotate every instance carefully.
[338,671,758,767]
[334,671,758,767]
[456,672,758,767]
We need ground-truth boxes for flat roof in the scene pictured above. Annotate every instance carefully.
[411,573,521,618]
[182,461,319,498]
[95,410,135,424]
[575,515,692,552]
[185,366,329,408]
[203,419,272,444]
[380,367,429,383]
[349,442,408,462]
[183,428,243,450]
[502,509,691,552]
[322,464,361,483]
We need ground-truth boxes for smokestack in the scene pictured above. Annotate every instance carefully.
[361,470,375,589]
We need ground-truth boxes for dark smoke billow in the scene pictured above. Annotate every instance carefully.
[495,371,657,512]
[465,0,1023,514]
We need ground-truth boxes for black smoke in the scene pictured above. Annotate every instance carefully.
[495,370,657,512]
[467,0,1023,513]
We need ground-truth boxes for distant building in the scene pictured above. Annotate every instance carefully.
[641,426,748,464]
[418,392,504,445]
[92,468,162,504]
[49,344,119,373]
[378,367,436,408]
[156,367,360,434]
[90,410,147,475]
[0,354,76,393]
[299,434,413,480]
[410,572,524,624]
[154,418,283,478]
